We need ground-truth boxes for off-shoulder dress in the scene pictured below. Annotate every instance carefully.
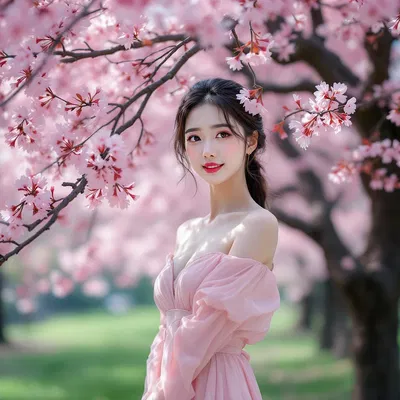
[141,251,280,400]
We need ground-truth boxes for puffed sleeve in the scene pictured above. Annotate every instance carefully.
[141,312,166,400]
[157,254,280,400]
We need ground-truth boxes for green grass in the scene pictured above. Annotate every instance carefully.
[0,304,353,400]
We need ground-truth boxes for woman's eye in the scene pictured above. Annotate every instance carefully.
[187,131,231,142]
[187,135,199,142]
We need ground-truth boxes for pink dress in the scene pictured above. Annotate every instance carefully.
[141,251,280,400]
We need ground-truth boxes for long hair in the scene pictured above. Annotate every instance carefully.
[172,77,270,209]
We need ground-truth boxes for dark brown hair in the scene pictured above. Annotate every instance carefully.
[172,77,270,209]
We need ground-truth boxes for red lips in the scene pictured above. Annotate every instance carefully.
[203,162,223,167]
[203,163,224,173]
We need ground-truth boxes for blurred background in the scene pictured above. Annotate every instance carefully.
[1,1,400,400]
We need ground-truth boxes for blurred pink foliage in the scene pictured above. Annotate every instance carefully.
[0,0,398,312]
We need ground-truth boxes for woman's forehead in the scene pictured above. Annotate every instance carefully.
[186,104,242,132]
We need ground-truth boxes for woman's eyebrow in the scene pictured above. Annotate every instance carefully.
[185,123,230,135]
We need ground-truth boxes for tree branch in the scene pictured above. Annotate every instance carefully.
[272,185,299,198]
[0,176,87,266]
[294,35,360,88]
[226,16,360,91]
[261,79,317,94]
[363,26,394,92]
[0,0,14,12]
[54,34,190,63]
[236,64,317,93]
[351,27,397,142]
[310,1,326,42]
[272,186,366,287]
[113,43,201,136]
[272,207,317,236]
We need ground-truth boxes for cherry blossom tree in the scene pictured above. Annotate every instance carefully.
[1,0,400,398]
[269,129,369,358]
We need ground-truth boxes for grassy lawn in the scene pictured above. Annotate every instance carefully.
[0,304,354,400]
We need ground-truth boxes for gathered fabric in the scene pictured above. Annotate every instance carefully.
[141,252,280,400]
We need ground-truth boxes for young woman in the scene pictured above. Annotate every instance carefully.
[141,78,280,400]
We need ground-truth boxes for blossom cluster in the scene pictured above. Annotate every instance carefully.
[81,131,139,209]
[226,30,274,71]
[329,139,400,192]
[236,86,266,116]
[0,174,55,250]
[387,92,400,126]
[270,82,357,149]
[5,106,44,152]
[328,160,358,185]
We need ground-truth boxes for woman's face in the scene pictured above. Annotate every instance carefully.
[184,103,247,184]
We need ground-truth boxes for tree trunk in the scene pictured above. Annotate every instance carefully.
[296,290,314,332]
[318,275,351,358]
[331,283,351,359]
[349,301,399,400]
[344,187,400,400]
[319,277,334,350]
[0,270,7,344]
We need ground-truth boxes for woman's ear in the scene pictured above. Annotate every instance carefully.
[246,130,258,154]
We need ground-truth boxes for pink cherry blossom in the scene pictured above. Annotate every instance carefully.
[344,97,357,114]
[314,82,330,103]
[387,93,400,126]
[331,82,348,103]
[236,86,267,116]
[384,174,398,192]
[293,94,302,109]
[328,160,358,184]
[289,119,316,150]
[236,88,250,104]
[226,56,243,71]
[389,14,400,35]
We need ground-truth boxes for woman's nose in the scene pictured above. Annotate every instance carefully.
[202,141,216,158]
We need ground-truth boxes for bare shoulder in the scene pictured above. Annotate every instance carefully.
[244,209,278,232]
[229,209,278,270]
[242,209,278,253]
[174,217,201,252]
[176,217,201,236]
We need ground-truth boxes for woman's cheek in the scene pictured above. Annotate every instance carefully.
[186,145,200,169]
[222,140,242,159]
[186,145,196,160]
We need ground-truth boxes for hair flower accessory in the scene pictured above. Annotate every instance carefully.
[236,86,267,116]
